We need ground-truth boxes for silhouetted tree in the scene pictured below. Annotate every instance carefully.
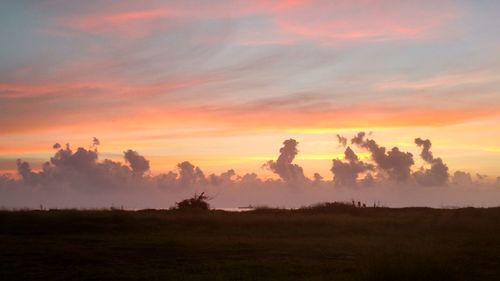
[175,192,210,211]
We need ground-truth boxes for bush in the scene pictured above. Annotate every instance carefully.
[175,192,210,211]
[298,201,361,215]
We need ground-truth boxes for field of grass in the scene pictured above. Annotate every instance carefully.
[1,204,500,280]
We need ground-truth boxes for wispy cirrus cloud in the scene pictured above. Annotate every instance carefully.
[376,71,500,91]
[271,0,458,45]
[57,0,457,44]
[2,91,498,139]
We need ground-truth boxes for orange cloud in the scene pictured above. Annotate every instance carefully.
[2,96,497,140]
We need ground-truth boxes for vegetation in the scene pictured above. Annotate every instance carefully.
[174,192,211,211]
[1,205,500,280]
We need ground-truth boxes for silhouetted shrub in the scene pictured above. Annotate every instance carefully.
[175,192,210,211]
[298,201,361,214]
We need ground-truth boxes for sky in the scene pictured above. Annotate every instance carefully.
[1,0,500,208]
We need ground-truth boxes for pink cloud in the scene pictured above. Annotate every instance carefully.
[65,9,173,37]
[59,0,457,44]
[269,0,458,45]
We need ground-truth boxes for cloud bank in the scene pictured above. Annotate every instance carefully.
[1,133,499,209]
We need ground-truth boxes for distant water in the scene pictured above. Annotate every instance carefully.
[215,207,255,212]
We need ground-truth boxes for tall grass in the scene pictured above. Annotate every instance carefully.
[1,206,499,280]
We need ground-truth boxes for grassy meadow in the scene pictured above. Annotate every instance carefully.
[1,204,500,280]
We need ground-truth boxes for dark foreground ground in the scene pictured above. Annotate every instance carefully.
[1,205,500,281]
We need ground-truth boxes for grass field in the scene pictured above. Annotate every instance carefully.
[1,204,500,280]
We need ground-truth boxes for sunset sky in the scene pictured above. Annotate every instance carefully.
[1,0,499,181]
